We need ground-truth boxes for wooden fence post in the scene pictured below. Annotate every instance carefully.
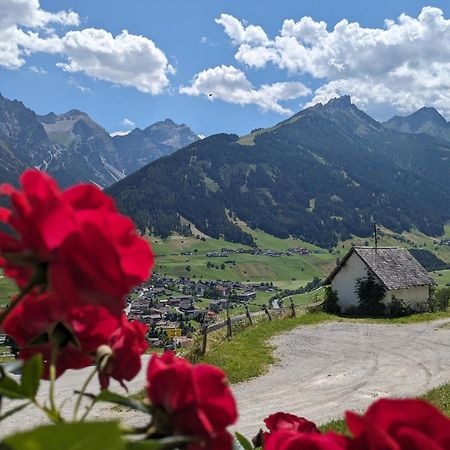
[290,297,296,317]
[226,303,232,338]
[200,322,208,356]
[263,305,272,321]
[245,305,253,325]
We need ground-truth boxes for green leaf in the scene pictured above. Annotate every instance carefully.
[95,390,152,414]
[0,375,26,400]
[234,432,254,450]
[1,421,124,450]
[126,437,192,449]
[20,354,43,399]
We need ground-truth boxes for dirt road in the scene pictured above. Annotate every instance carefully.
[233,319,450,437]
[1,320,450,439]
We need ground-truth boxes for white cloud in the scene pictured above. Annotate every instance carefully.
[216,14,269,46]
[58,29,173,94]
[110,117,136,137]
[180,65,310,114]
[0,0,76,68]
[0,0,79,30]
[0,0,173,94]
[29,65,46,74]
[67,76,92,93]
[122,117,135,128]
[216,7,450,117]
[110,130,131,137]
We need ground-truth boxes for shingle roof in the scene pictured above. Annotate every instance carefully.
[324,247,434,290]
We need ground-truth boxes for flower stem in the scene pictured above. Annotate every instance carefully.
[49,345,58,417]
[73,365,98,421]
[32,399,61,423]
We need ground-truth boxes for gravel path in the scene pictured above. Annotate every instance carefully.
[1,320,450,439]
[233,319,450,437]
[0,356,152,438]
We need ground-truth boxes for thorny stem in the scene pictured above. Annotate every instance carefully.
[73,365,98,421]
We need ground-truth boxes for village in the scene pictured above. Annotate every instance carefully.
[125,273,280,350]
[176,246,312,258]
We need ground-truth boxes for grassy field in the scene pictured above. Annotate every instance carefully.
[0,344,13,363]
[433,269,450,288]
[147,231,335,289]
[288,287,325,306]
[0,270,17,306]
[337,226,450,265]
[147,221,450,293]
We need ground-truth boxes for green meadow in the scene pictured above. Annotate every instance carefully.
[0,270,16,306]
[147,221,450,294]
[433,270,450,288]
[148,226,335,288]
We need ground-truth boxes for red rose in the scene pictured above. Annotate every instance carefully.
[50,207,152,314]
[146,352,237,450]
[264,412,319,434]
[2,292,119,377]
[99,315,148,389]
[0,170,154,315]
[346,398,450,450]
[264,430,351,450]
[0,171,77,287]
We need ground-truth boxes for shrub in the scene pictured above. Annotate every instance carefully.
[434,287,450,311]
[323,286,340,314]
[355,272,386,316]
[428,287,450,312]
[387,297,412,318]
[344,305,360,316]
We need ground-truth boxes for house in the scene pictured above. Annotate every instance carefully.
[179,299,195,313]
[236,291,256,302]
[168,295,194,307]
[209,299,228,313]
[324,247,434,312]
[216,285,231,297]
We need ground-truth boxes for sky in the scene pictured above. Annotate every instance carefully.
[1,0,450,137]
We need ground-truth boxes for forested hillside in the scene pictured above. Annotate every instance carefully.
[107,96,450,247]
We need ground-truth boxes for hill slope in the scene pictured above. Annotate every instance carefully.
[107,96,450,248]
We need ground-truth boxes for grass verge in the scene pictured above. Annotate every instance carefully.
[201,311,332,384]
[342,310,450,325]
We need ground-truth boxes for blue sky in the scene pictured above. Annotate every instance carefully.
[1,1,450,137]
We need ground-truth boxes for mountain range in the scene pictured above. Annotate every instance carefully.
[0,93,199,188]
[2,92,450,248]
[107,96,450,248]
